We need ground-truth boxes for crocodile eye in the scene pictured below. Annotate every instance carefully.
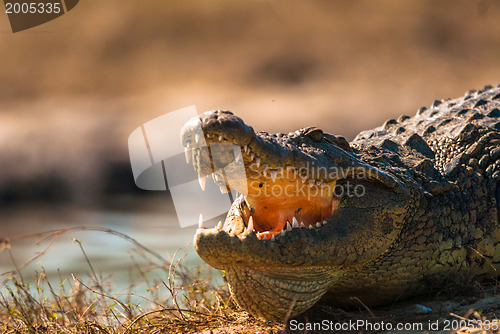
[302,127,324,142]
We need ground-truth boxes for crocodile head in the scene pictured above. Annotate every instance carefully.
[180,110,410,320]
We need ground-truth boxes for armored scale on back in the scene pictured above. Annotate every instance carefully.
[181,84,500,320]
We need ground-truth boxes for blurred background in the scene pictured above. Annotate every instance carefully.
[1,0,500,289]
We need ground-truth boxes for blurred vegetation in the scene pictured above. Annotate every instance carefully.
[0,0,500,204]
[0,1,499,101]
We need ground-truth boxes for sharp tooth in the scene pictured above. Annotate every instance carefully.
[198,174,207,191]
[270,170,278,182]
[286,221,292,231]
[255,157,261,167]
[308,225,313,229]
[262,234,268,240]
[194,149,200,164]
[281,230,286,236]
[195,133,200,143]
[198,214,204,229]
[250,153,255,161]
[323,221,327,225]
[184,147,192,164]
[233,146,242,163]
[206,133,211,138]
[247,216,254,233]
[316,222,322,228]
[300,222,305,228]
[216,221,222,230]
[243,145,248,153]
[218,135,223,141]
[271,234,276,241]
[292,217,299,228]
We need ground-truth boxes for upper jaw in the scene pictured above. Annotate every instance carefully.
[180,110,344,233]
[182,110,410,268]
[180,109,406,188]
[180,110,255,150]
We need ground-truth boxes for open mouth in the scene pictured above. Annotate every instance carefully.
[185,126,343,241]
[181,110,409,273]
[234,158,340,240]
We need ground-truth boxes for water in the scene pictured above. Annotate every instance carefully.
[0,208,217,296]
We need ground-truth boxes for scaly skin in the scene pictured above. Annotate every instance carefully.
[180,84,500,320]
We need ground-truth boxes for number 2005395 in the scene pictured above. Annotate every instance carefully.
[5,2,62,14]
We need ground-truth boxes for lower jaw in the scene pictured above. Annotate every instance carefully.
[225,266,336,320]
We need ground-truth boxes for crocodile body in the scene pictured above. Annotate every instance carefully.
[181,84,500,320]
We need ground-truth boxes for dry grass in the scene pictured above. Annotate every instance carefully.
[0,228,284,333]
[1,229,500,334]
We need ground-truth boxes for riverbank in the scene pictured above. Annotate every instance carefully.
[1,229,499,334]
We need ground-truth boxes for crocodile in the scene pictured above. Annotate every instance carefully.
[180,84,500,320]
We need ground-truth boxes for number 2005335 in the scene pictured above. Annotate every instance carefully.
[5,2,62,14]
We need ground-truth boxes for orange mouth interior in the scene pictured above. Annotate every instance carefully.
[241,171,339,239]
